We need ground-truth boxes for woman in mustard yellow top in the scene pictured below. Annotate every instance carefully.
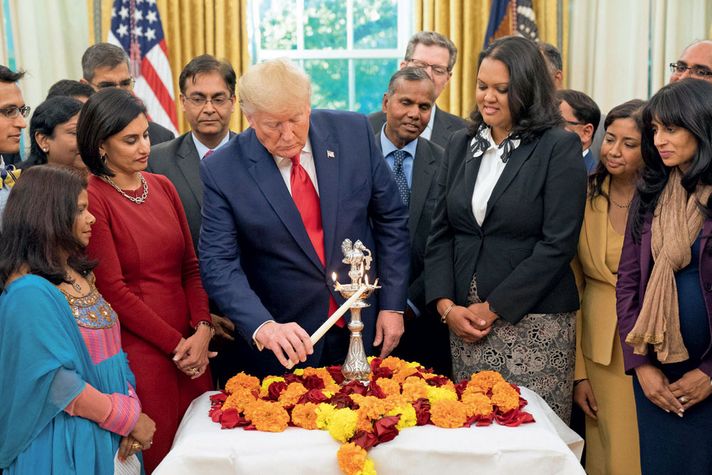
[573,99,645,475]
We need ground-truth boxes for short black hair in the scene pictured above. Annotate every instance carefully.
[77,88,147,177]
[556,89,601,135]
[81,43,129,82]
[179,54,236,96]
[47,79,95,100]
[0,165,95,291]
[29,96,83,166]
[0,65,25,83]
[538,43,562,72]
[469,36,562,142]
[386,67,434,99]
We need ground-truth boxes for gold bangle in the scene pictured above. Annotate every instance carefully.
[196,320,215,337]
[440,303,455,324]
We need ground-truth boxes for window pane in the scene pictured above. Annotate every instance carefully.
[353,0,398,49]
[304,0,346,49]
[304,59,348,110]
[354,58,398,113]
[259,0,298,49]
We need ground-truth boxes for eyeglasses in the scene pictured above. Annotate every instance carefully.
[406,59,450,77]
[669,62,712,79]
[91,77,135,90]
[184,95,232,107]
[564,120,586,127]
[0,105,31,119]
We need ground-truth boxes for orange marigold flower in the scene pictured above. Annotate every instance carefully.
[468,370,505,393]
[303,367,335,385]
[380,356,408,372]
[354,395,389,420]
[430,400,468,428]
[337,443,373,475]
[461,391,493,417]
[291,402,319,430]
[222,387,258,413]
[491,381,520,412]
[401,376,429,402]
[278,382,308,407]
[392,366,419,384]
[244,399,290,432]
[224,372,260,395]
[375,378,401,397]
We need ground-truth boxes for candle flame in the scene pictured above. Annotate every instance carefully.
[332,272,337,282]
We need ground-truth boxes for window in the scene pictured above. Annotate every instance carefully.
[248,0,413,114]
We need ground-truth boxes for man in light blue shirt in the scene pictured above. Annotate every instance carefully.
[377,67,451,375]
[0,66,29,220]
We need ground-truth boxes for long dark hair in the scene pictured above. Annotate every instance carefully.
[468,36,562,142]
[0,165,95,290]
[29,96,83,166]
[77,88,147,177]
[588,99,645,204]
[631,79,712,242]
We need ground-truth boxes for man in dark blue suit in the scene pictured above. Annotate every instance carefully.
[199,59,410,377]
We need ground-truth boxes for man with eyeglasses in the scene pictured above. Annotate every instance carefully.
[369,31,467,148]
[556,89,601,174]
[0,66,29,217]
[669,40,712,84]
[80,43,175,145]
[148,55,238,384]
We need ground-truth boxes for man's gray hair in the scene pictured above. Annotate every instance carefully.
[386,67,434,101]
[81,43,130,81]
[404,31,458,71]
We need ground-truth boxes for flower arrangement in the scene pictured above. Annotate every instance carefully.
[209,357,534,475]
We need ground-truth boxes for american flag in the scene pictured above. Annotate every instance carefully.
[483,0,539,48]
[109,0,179,135]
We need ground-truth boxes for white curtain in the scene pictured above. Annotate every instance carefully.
[1,0,89,156]
[568,0,712,114]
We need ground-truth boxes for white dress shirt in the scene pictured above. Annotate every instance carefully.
[470,127,520,226]
[192,132,231,160]
[272,139,319,195]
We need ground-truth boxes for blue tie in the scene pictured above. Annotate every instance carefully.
[392,150,410,207]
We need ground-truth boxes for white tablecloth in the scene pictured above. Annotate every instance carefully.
[155,388,584,475]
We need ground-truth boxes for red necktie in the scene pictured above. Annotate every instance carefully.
[204,149,214,159]
[290,154,341,325]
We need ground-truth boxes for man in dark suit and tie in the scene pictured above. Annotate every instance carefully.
[369,31,467,149]
[374,67,450,375]
[80,43,175,145]
[556,89,601,174]
[199,58,410,377]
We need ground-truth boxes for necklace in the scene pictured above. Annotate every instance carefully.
[65,274,83,293]
[609,196,632,209]
[103,173,149,204]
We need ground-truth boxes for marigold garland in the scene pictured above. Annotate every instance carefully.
[209,357,535,475]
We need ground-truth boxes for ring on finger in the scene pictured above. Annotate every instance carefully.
[131,441,142,451]
[679,396,689,403]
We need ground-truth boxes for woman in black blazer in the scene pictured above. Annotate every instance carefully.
[424,36,587,422]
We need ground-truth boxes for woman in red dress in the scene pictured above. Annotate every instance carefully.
[77,88,215,472]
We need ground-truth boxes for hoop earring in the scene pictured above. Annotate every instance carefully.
[100,153,107,163]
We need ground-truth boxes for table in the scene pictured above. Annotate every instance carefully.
[155,388,584,475]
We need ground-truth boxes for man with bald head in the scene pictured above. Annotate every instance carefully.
[669,40,712,83]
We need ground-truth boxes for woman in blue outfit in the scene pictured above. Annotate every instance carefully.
[0,166,155,474]
[616,78,712,474]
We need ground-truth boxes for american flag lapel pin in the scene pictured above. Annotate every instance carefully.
[327,150,335,159]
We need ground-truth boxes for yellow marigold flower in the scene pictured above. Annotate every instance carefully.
[315,403,337,430]
[291,402,319,430]
[327,408,358,443]
[375,377,401,397]
[243,399,290,432]
[293,368,305,376]
[426,385,458,404]
[367,356,375,364]
[259,376,286,397]
[387,404,417,430]
[469,370,505,393]
[491,381,520,412]
[222,387,257,413]
[337,443,374,475]
[461,391,493,417]
[406,360,422,369]
[401,377,429,402]
[224,372,260,395]
[278,382,308,407]
[430,400,468,428]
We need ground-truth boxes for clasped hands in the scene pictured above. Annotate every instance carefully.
[255,310,405,370]
[438,299,498,343]
[173,321,217,379]
[118,412,156,461]
[635,364,712,415]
